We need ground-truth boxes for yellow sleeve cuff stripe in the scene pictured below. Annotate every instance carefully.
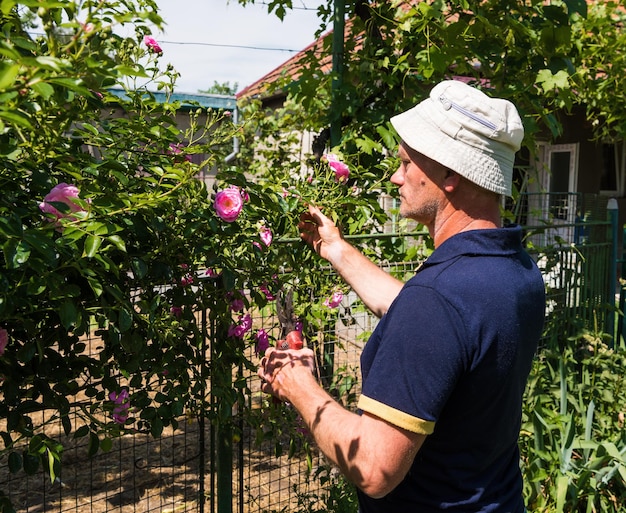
[357,395,435,435]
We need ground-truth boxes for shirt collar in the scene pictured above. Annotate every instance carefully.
[423,225,523,267]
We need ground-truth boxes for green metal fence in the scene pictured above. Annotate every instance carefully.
[0,193,618,513]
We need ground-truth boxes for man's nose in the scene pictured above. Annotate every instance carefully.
[390,168,403,185]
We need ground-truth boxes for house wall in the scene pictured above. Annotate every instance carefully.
[551,108,602,193]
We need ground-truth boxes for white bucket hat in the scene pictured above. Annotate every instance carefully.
[390,80,524,196]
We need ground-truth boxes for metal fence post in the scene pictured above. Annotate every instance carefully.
[607,198,618,347]
[210,277,233,513]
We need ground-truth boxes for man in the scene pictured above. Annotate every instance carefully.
[258,80,546,512]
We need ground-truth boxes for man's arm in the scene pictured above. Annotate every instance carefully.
[259,348,425,498]
[299,205,403,318]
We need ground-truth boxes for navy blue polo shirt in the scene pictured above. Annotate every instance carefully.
[357,226,545,513]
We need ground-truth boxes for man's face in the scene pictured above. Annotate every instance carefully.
[390,144,447,225]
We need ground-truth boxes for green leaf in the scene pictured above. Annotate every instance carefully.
[23,231,56,263]
[0,213,23,237]
[73,425,89,439]
[59,301,78,330]
[564,0,587,18]
[0,62,19,90]
[150,417,164,437]
[79,122,100,136]
[119,308,132,333]
[100,437,113,452]
[0,109,33,129]
[3,239,31,268]
[22,452,39,475]
[86,276,103,297]
[536,69,571,93]
[131,257,148,279]
[555,474,568,512]
[61,415,71,436]
[45,449,56,482]
[31,81,55,100]
[83,235,102,258]
[34,56,64,71]
[113,64,149,78]
[87,432,99,457]
[7,452,21,473]
[107,235,126,252]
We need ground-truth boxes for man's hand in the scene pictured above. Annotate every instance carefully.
[298,204,344,263]
[298,203,403,318]
[258,347,316,402]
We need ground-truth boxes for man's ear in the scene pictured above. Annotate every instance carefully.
[443,169,460,193]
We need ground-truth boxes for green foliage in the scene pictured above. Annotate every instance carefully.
[199,81,238,96]
[0,0,235,481]
[0,2,395,508]
[0,0,349,501]
[521,328,626,512]
[252,0,626,154]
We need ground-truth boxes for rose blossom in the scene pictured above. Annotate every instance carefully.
[228,313,252,339]
[168,142,192,162]
[143,35,162,54]
[259,283,276,301]
[259,226,273,247]
[228,292,245,312]
[109,389,130,424]
[180,274,194,287]
[255,329,270,355]
[324,290,344,309]
[39,183,86,221]
[325,154,350,182]
[214,186,243,222]
[0,328,8,356]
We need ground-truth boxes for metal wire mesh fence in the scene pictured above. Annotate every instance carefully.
[0,193,617,513]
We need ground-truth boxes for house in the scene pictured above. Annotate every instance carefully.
[106,89,238,191]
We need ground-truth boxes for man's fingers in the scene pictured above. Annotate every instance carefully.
[307,204,327,224]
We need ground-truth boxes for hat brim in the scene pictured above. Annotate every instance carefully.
[391,101,514,196]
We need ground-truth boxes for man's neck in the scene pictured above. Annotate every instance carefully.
[430,207,500,248]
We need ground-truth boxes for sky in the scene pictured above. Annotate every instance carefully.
[152,1,326,95]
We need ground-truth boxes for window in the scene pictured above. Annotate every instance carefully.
[600,140,625,196]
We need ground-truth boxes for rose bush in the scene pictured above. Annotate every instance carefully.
[0,2,398,510]
[0,0,327,504]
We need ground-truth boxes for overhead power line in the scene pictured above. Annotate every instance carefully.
[159,40,302,53]
[26,31,306,54]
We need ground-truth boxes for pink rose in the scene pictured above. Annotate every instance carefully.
[259,283,276,301]
[167,142,192,162]
[143,35,162,54]
[259,226,273,247]
[324,290,343,309]
[228,313,252,339]
[180,273,194,287]
[39,183,85,220]
[325,154,350,182]
[228,291,245,312]
[0,328,7,356]
[214,186,243,222]
[109,389,130,424]
[255,329,270,355]
[170,306,182,318]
